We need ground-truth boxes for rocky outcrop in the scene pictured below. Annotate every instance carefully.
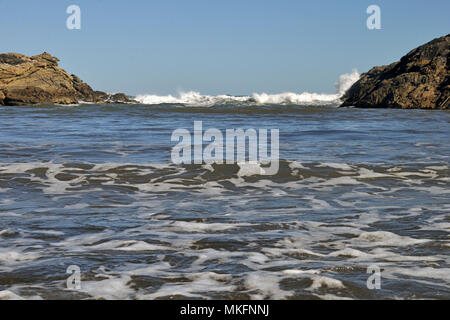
[92,91,135,104]
[0,52,135,106]
[341,34,449,109]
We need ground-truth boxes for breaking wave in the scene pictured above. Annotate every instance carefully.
[135,69,360,107]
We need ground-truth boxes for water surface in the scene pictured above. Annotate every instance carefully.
[0,104,449,300]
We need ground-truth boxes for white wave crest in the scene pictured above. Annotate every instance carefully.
[251,92,339,105]
[135,69,360,106]
[135,91,249,106]
[336,69,360,96]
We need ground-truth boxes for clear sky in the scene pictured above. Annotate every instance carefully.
[1,0,449,96]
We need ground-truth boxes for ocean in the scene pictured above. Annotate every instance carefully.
[0,98,449,299]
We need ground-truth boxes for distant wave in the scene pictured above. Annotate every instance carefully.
[135,69,360,107]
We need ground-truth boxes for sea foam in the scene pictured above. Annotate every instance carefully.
[135,70,360,106]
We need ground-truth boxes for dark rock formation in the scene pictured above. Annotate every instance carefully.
[341,34,449,109]
[0,52,136,106]
[93,91,135,104]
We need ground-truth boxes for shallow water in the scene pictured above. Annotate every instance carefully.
[0,104,449,300]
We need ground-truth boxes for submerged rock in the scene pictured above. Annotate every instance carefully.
[0,52,135,106]
[341,34,449,109]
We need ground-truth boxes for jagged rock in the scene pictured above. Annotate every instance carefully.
[0,52,135,106]
[341,34,449,109]
[109,93,136,104]
[93,91,136,104]
[93,91,109,102]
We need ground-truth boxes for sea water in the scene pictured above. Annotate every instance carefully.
[0,99,448,299]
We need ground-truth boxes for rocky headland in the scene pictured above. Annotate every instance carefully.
[341,34,449,109]
[0,52,135,106]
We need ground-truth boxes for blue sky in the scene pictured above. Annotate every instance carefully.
[1,0,449,95]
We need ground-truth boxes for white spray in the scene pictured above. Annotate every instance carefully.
[135,69,360,106]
